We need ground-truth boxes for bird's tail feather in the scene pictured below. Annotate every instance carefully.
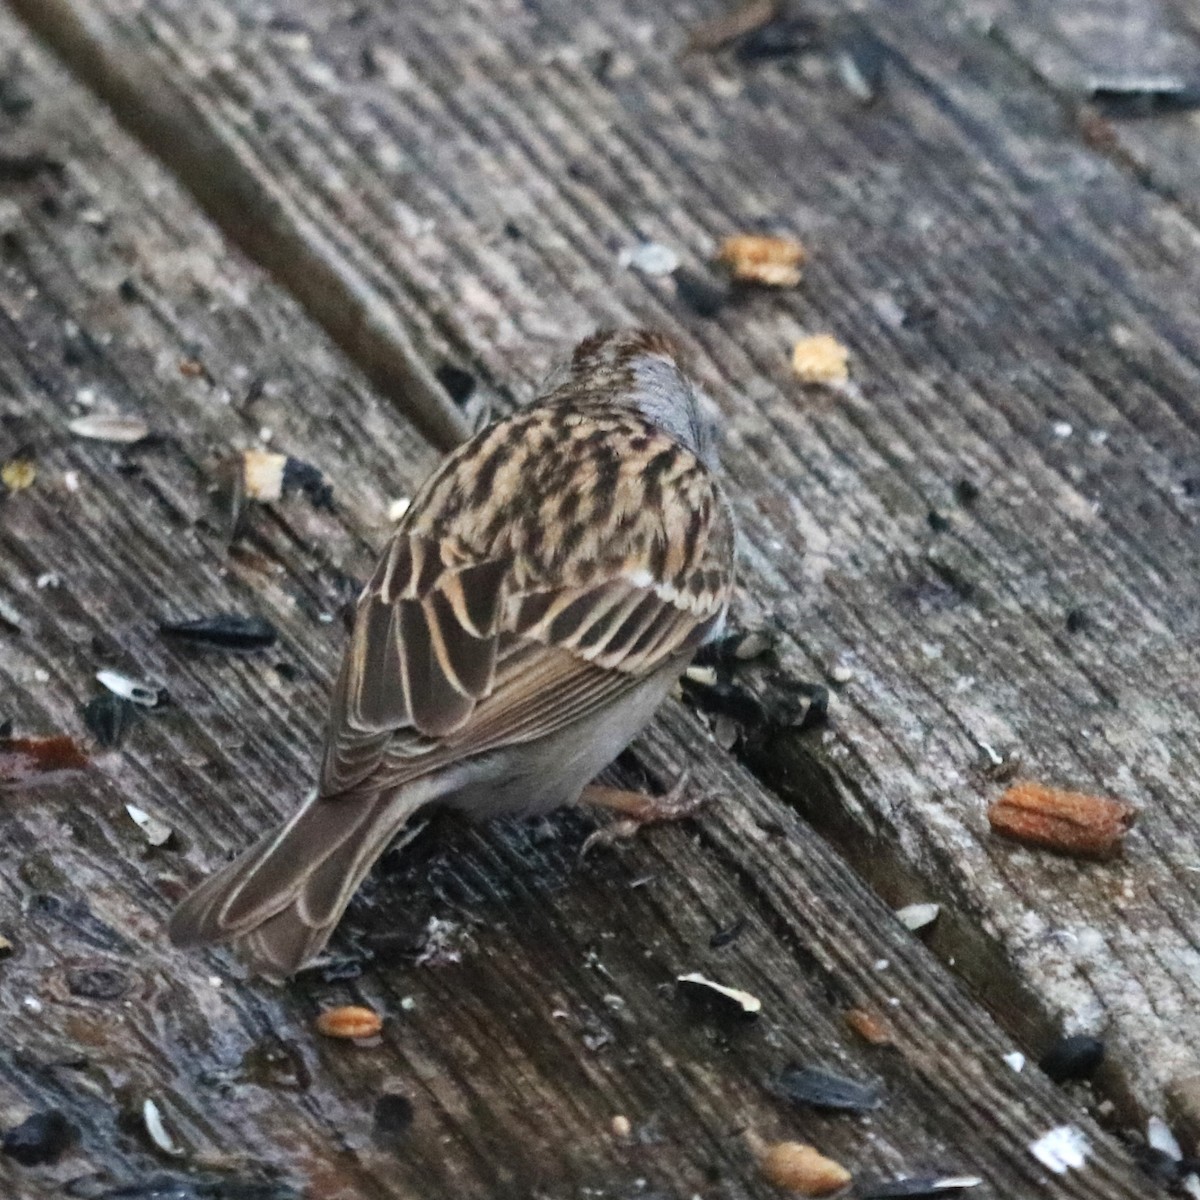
[168,784,431,980]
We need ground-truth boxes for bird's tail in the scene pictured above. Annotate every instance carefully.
[168,783,434,980]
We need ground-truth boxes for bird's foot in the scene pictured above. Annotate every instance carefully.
[579,772,706,856]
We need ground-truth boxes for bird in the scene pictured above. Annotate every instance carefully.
[168,329,736,979]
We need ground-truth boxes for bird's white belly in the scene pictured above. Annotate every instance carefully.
[441,661,682,821]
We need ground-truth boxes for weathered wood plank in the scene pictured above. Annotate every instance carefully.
[14,0,1200,1148]
[958,0,1200,215]
[0,12,1155,1200]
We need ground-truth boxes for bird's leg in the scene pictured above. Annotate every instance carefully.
[579,772,706,856]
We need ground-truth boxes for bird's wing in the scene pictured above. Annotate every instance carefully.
[319,518,732,798]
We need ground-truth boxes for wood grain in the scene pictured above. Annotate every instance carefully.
[0,12,1158,1199]
[13,0,1200,1142]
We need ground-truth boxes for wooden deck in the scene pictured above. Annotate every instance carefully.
[2,0,1200,1196]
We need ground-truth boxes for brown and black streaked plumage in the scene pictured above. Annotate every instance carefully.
[169,330,736,978]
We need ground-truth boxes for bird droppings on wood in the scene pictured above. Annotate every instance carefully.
[314,1005,383,1040]
[988,781,1137,859]
[159,613,278,651]
[618,241,680,277]
[0,733,89,783]
[1040,1035,1105,1084]
[717,234,806,287]
[757,1139,852,1195]
[832,22,887,105]
[66,413,149,443]
[676,971,762,1018]
[791,334,850,385]
[773,1064,883,1112]
[1,1109,77,1166]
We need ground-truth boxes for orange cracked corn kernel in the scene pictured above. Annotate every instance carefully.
[760,1142,852,1195]
[988,780,1136,860]
[315,1005,383,1039]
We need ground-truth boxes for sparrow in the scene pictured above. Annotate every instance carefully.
[169,329,736,978]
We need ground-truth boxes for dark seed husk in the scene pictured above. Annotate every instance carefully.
[373,1092,415,1150]
[435,363,477,406]
[733,16,819,62]
[66,965,132,1000]
[677,972,761,1019]
[1040,1034,1104,1083]
[674,268,731,317]
[3,1109,76,1166]
[81,693,139,749]
[281,457,333,509]
[160,614,277,651]
[709,916,748,949]
[774,1063,883,1112]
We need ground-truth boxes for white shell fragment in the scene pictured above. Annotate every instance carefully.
[676,972,762,1015]
[1029,1125,1089,1174]
[142,1097,184,1156]
[242,449,288,501]
[895,902,940,932]
[684,665,719,687]
[1002,1051,1026,1073]
[67,414,150,444]
[1147,1115,1182,1162]
[97,670,162,707]
[125,803,173,847]
[388,496,412,522]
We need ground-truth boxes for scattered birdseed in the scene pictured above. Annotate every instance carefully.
[619,241,679,276]
[709,916,748,949]
[67,413,149,444]
[792,334,850,384]
[1,455,35,492]
[315,1005,383,1040]
[677,972,762,1017]
[682,0,777,55]
[759,1140,852,1196]
[160,614,278,651]
[895,902,940,932]
[988,781,1136,859]
[733,16,818,62]
[142,1098,184,1157]
[685,664,720,687]
[859,1176,983,1198]
[1003,1051,1026,1073]
[2,1110,76,1166]
[125,803,174,847]
[0,734,89,783]
[1039,1034,1104,1083]
[611,1114,632,1139]
[0,936,12,959]
[718,234,805,286]
[1029,1125,1089,1174]
[82,693,139,749]
[388,497,412,522]
[66,965,131,1000]
[242,449,288,502]
[36,572,59,589]
[96,669,162,707]
[844,1007,893,1046]
[774,1064,882,1112]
